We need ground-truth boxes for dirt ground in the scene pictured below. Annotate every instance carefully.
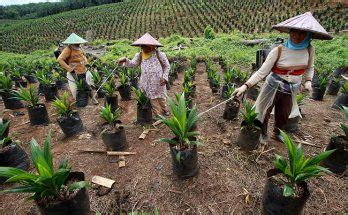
[0,62,347,214]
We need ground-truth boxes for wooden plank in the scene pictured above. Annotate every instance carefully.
[139,129,149,140]
[118,156,125,168]
[152,120,162,126]
[106,151,137,156]
[91,176,115,188]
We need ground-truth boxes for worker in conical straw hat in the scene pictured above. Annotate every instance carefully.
[118,33,170,116]
[233,12,333,142]
[57,33,98,104]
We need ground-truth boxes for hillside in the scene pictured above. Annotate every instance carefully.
[0,0,347,53]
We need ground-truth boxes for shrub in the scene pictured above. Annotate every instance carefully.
[204,26,215,40]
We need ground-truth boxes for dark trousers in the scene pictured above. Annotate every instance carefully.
[262,90,293,136]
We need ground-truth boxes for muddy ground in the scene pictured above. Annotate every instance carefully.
[0,62,347,214]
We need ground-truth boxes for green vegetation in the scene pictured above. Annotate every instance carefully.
[132,87,150,106]
[0,0,345,53]
[341,82,348,94]
[0,131,89,200]
[159,93,201,148]
[52,92,76,117]
[240,101,260,130]
[104,80,116,96]
[14,84,40,107]
[100,104,121,126]
[274,131,334,197]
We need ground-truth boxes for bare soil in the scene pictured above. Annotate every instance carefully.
[0,62,347,214]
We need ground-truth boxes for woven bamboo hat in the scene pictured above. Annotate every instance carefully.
[62,33,88,44]
[272,12,333,40]
[131,33,163,47]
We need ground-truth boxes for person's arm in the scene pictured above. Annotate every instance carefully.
[245,47,279,88]
[304,46,315,82]
[124,53,141,68]
[304,46,315,91]
[57,47,74,72]
[159,52,170,81]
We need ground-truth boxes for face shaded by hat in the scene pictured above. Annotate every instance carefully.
[132,33,163,47]
[62,33,88,45]
[272,12,333,40]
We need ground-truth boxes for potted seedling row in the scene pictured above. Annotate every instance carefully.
[332,81,348,109]
[0,131,91,214]
[223,85,240,120]
[36,70,58,102]
[283,93,305,132]
[0,74,24,109]
[262,131,334,214]
[159,93,201,179]
[53,92,84,137]
[15,85,49,126]
[117,70,131,101]
[322,106,348,174]
[100,104,127,151]
[104,80,119,112]
[133,87,152,124]
[236,101,262,151]
[0,119,30,183]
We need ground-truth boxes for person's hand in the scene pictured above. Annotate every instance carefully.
[160,78,166,86]
[118,57,127,64]
[304,80,312,92]
[232,84,248,97]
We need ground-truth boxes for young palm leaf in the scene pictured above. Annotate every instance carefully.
[100,104,121,126]
[52,92,76,117]
[14,84,39,107]
[274,130,334,197]
[132,87,150,106]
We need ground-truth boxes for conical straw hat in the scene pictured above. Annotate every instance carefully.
[62,33,88,44]
[131,33,163,47]
[272,12,333,40]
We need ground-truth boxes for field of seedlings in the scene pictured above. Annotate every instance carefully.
[0,28,347,214]
[0,0,347,53]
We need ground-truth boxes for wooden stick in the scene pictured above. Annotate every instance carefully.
[106,151,137,156]
[78,149,105,154]
[152,120,162,126]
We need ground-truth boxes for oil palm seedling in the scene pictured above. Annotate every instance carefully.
[133,87,152,124]
[210,73,221,93]
[159,93,201,179]
[90,70,105,98]
[127,68,140,89]
[36,70,58,102]
[223,85,240,120]
[14,84,49,125]
[53,92,84,137]
[262,131,334,214]
[53,70,66,90]
[0,74,23,110]
[104,80,118,112]
[11,68,27,88]
[75,79,89,107]
[332,81,348,109]
[322,106,348,173]
[118,70,131,100]
[0,131,90,214]
[182,81,196,98]
[236,100,262,151]
[100,104,127,151]
[312,72,329,101]
[327,77,341,95]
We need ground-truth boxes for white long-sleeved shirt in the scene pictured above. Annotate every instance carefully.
[246,45,315,87]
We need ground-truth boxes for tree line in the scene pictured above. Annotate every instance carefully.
[0,0,122,20]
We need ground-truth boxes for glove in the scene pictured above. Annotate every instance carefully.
[232,84,248,97]
[304,80,312,91]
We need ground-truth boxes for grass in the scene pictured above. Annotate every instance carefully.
[0,32,346,73]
